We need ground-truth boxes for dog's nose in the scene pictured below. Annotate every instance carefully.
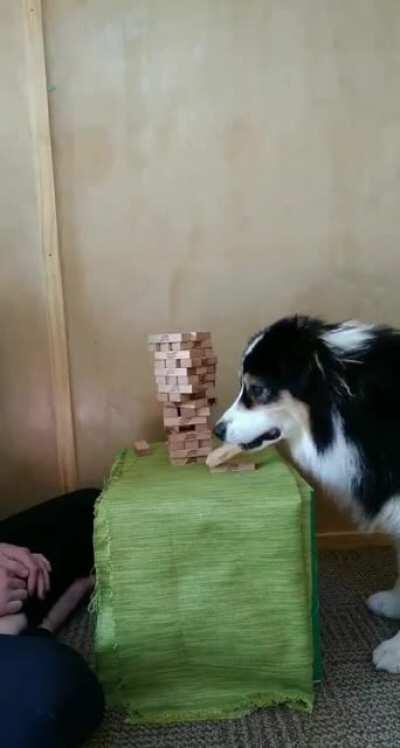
[213,421,227,442]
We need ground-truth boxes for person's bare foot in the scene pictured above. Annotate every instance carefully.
[39,575,95,635]
[0,612,27,635]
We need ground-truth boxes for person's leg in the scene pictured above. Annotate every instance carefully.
[0,633,104,747]
[0,489,100,625]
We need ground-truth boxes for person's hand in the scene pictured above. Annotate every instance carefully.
[0,544,51,600]
[0,567,28,616]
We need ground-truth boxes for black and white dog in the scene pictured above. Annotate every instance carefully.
[214,315,400,673]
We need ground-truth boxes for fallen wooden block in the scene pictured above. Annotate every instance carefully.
[133,440,151,456]
[229,461,256,472]
[210,461,256,474]
[206,443,242,468]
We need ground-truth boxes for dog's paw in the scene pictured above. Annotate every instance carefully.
[373,634,400,673]
[367,589,400,619]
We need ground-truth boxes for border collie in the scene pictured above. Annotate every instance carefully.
[214,315,400,673]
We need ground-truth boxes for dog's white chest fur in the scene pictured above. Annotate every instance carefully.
[288,413,362,516]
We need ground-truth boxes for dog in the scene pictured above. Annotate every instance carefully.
[214,315,400,673]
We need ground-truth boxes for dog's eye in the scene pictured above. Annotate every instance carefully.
[248,384,266,400]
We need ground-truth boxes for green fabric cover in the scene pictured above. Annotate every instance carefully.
[93,444,316,724]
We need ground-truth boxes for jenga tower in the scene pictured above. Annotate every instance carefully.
[148,332,217,465]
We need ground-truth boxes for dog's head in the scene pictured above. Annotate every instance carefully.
[214,316,327,450]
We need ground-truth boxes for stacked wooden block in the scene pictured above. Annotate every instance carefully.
[148,332,217,465]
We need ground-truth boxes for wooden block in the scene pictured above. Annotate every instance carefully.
[133,440,151,456]
[158,384,202,394]
[166,376,178,385]
[168,432,186,443]
[170,456,198,465]
[164,418,182,427]
[177,376,199,385]
[205,356,217,365]
[163,406,178,417]
[175,358,203,368]
[195,424,211,433]
[184,439,199,450]
[155,376,167,385]
[167,392,193,403]
[148,333,191,344]
[169,447,210,458]
[180,406,196,419]
[179,398,208,410]
[160,342,172,352]
[206,444,242,468]
[169,432,198,444]
[158,366,205,376]
[197,406,211,416]
[164,416,208,428]
[171,342,194,351]
[228,461,256,472]
[179,405,210,418]
[154,350,198,360]
[188,332,211,341]
[154,360,166,370]
[199,439,212,448]
[157,393,169,402]
[210,460,255,473]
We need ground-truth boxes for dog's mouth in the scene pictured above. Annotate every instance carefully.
[240,428,282,451]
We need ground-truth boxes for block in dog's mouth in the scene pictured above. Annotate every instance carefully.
[240,428,281,451]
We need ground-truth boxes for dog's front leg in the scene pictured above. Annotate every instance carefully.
[368,539,400,619]
[368,540,400,672]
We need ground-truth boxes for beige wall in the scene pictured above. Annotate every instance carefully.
[2,1,400,532]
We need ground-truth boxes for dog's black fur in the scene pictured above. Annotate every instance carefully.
[241,315,400,519]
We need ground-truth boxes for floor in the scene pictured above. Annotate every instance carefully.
[61,548,400,747]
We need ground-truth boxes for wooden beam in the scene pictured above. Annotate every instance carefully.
[317,531,390,551]
[24,0,78,491]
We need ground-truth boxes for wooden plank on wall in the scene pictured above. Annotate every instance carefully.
[24,0,78,491]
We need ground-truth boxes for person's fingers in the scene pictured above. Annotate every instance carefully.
[27,565,38,597]
[32,555,50,594]
[1,559,29,579]
[5,600,23,614]
[37,570,46,600]
[8,588,28,602]
[7,576,28,590]
[35,553,52,573]
[2,547,38,594]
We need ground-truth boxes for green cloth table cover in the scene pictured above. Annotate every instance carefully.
[93,444,317,724]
